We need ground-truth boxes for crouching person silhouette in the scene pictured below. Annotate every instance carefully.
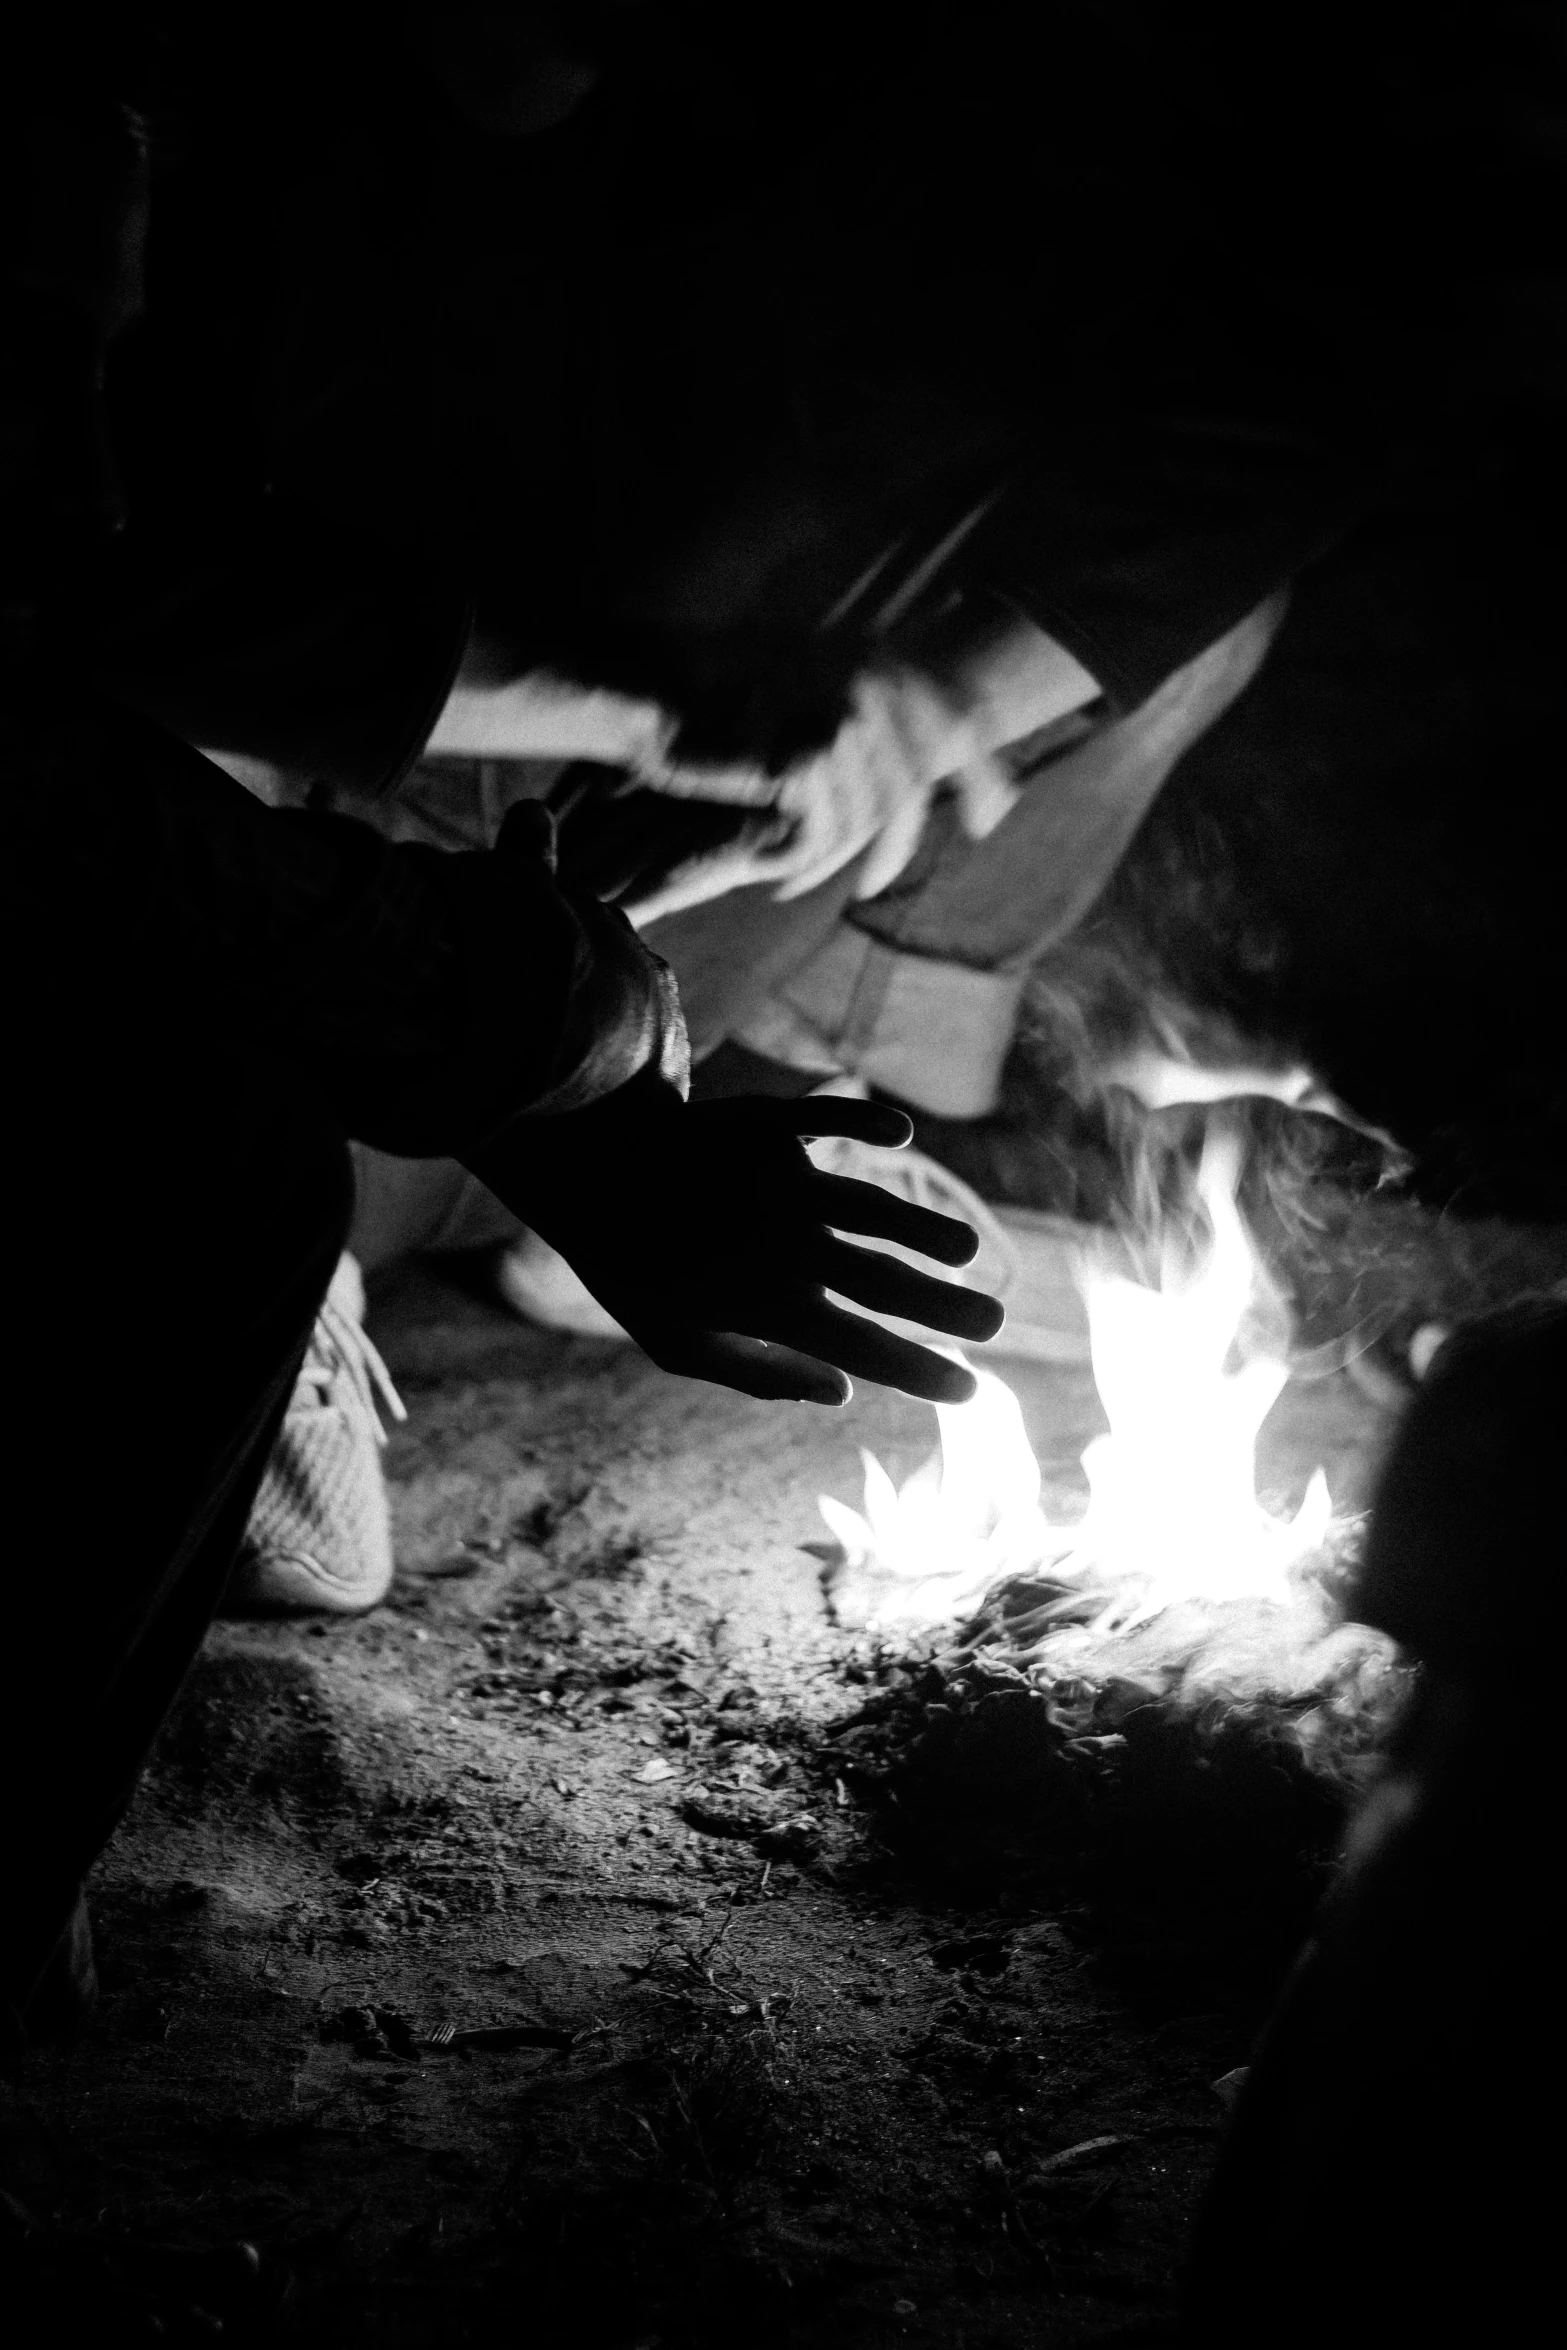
[0,648,999,2345]
[0,115,999,2347]
[3,734,998,2043]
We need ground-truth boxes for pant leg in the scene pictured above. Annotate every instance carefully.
[640,854,872,1067]
[3,827,352,2019]
[692,601,1286,1114]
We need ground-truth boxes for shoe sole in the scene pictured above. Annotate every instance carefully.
[222,1548,393,1617]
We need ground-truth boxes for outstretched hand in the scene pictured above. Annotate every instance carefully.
[467,1078,1003,1405]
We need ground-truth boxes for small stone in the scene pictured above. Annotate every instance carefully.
[755,1814,822,1863]
[680,1788,783,1838]
[1211,2065,1250,2112]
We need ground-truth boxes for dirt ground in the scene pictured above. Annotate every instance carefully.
[2,1263,1403,2349]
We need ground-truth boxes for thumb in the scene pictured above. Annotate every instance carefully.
[851,789,939,900]
[495,799,559,873]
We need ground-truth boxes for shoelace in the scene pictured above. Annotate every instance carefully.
[302,1290,409,1445]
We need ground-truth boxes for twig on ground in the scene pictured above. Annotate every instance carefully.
[981,2149,1057,2285]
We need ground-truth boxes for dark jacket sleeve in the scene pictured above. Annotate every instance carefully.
[76,503,476,805]
[4,688,687,1156]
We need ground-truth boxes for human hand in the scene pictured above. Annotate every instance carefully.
[466,1078,1003,1405]
[622,665,1016,918]
[619,620,1102,923]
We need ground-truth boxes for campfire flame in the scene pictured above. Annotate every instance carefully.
[819,1363,1056,1634]
[822,1124,1338,1639]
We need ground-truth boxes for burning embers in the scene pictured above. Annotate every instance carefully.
[821,1123,1398,1749]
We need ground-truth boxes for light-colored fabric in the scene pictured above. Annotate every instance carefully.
[623,636,1102,925]
[859,593,1286,969]
[427,672,677,768]
[429,633,1099,926]
[740,929,1027,1118]
[733,595,1287,1114]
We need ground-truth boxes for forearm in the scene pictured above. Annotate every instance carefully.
[3,690,686,1155]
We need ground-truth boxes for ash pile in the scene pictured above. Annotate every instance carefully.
[820,1570,1408,1912]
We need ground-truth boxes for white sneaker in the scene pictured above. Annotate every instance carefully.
[224,1253,407,1615]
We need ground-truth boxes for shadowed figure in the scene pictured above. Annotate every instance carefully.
[0,16,1002,2333]
[1185,1300,1563,2341]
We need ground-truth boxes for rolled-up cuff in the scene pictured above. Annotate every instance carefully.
[736,923,1026,1118]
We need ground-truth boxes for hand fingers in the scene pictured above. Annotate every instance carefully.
[777,1097,916,1150]
[699,1094,915,1152]
[817,1238,1004,1343]
[647,1329,849,1407]
[805,1169,979,1267]
[769,727,893,899]
[760,1300,980,1404]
